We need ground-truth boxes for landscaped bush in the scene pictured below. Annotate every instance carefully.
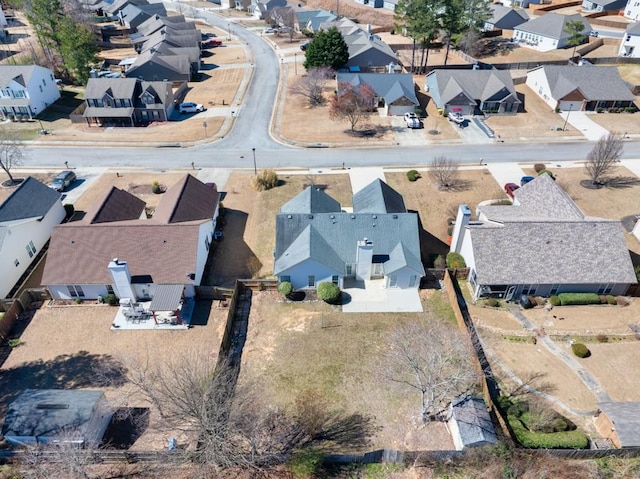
[558,293,601,306]
[407,169,420,182]
[278,281,293,298]
[433,255,446,269]
[102,294,118,306]
[317,282,341,304]
[537,169,555,180]
[549,295,561,306]
[508,416,589,449]
[152,180,161,194]
[596,334,609,343]
[606,295,617,305]
[484,298,500,308]
[446,252,466,269]
[533,163,546,173]
[571,343,590,358]
[617,296,631,307]
[252,169,279,191]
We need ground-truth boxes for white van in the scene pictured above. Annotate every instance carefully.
[179,102,206,114]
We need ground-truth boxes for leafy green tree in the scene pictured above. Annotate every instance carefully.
[25,0,64,61]
[439,0,467,65]
[394,0,441,72]
[303,27,349,70]
[462,0,492,30]
[564,20,587,59]
[58,17,98,84]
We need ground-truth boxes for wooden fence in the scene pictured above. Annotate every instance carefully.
[239,279,278,291]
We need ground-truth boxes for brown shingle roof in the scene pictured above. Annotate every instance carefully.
[153,174,219,224]
[85,187,146,224]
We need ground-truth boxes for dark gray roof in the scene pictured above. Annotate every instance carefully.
[84,77,138,100]
[598,402,640,447]
[591,0,626,9]
[532,65,636,102]
[149,284,184,311]
[450,395,498,448]
[274,181,423,276]
[469,175,637,285]
[296,9,337,31]
[85,186,146,224]
[344,31,397,64]
[352,178,407,213]
[0,65,40,89]
[126,50,191,78]
[280,186,341,214]
[0,177,61,223]
[487,4,528,28]
[515,13,590,39]
[337,73,419,108]
[2,389,107,442]
[427,69,520,106]
[627,22,640,35]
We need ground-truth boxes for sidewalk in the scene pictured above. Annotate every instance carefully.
[559,111,609,141]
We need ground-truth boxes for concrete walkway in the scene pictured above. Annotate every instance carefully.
[348,167,386,194]
[485,162,528,189]
[621,159,640,178]
[342,279,423,313]
[559,111,610,141]
[508,306,612,403]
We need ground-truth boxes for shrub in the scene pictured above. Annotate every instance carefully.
[617,296,631,307]
[606,295,617,305]
[407,169,420,182]
[446,225,454,236]
[252,169,279,191]
[533,163,546,173]
[102,294,118,306]
[596,334,609,343]
[508,416,588,449]
[571,343,590,358]
[288,449,324,478]
[152,182,162,194]
[433,255,446,269]
[537,169,555,180]
[8,339,22,348]
[74,298,82,304]
[63,203,75,219]
[549,295,561,306]
[278,281,293,297]
[485,298,500,308]
[598,295,607,304]
[446,252,466,269]
[317,282,341,303]
[558,293,601,306]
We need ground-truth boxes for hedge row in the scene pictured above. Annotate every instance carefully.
[558,293,601,306]
[508,416,589,449]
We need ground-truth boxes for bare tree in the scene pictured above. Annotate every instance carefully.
[429,156,459,190]
[329,82,376,132]
[291,66,333,106]
[384,318,478,423]
[457,29,482,57]
[268,6,296,42]
[501,370,557,400]
[585,133,623,186]
[0,125,25,185]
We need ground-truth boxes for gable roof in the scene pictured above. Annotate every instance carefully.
[152,174,219,224]
[125,50,191,78]
[514,13,590,39]
[627,22,640,34]
[337,73,418,107]
[344,31,397,63]
[136,13,195,36]
[598,402,640,447]
[84,77,138,100]
[487,4,528,28]
[84,187,146,224]
[0,65,43,89]
[0,177,61,223]
[296,9,337,31]
[530,65,635,102]
[274,180,423,277]
[450,395,498,447]
[468,175,637,286]
[427,69,519,106]
[280,186,342,214]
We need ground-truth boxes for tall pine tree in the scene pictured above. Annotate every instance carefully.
[303,27,349,70]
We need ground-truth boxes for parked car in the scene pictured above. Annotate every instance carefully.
[589,31,598,37]
[50,171,76,192]
[448,110,464,125]
[179,102,206,114]
[213,230,223,240]
[520,176,535,186]
[404,112,421,129]
[202,38,222,48]
[504,183,520,199]
[263,27,275,34]
[300,42,310,51]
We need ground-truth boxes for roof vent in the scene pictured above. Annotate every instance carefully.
[393,214,398,219]
[330,214,335,219]
[351,214,356,219]
[308,214,314,219]
[372,214,377,219]
[287,214,292,219]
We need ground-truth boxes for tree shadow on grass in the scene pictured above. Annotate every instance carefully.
[580,176,640,189]
[0,352,127,419]
[345,124,393,138]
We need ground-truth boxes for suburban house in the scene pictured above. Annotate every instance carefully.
[0,177,65,299]
[41,174,220,301]
[500,0,543,6]
[337,72,419,116]
[382,0,399,11]
[425,69,521,115]
[619,22,640,57]
[274,179,424,291]
[82,77,179,127]
[526,65,636,111]
[582,0,627,13]
[595,402,640,447]
[512,13,591,52]
[2,389,112,447]
[625,0,640,20]
[448,395,498,451]
[354,0,383,8]
[135,13,196,37]
[250,0,287,19]
[124,49,191,82]
[483,4,529,31]
[118,2,167,31]
[0,65,60,120]
[450,174,637,300]
[100,0,149,17]
[295,9,337,33]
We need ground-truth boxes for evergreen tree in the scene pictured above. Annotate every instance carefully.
[439,0,466,65]
[303,27,349,70]
[58,17,98,84]
[394,0,440,72]
[564,20,587,59]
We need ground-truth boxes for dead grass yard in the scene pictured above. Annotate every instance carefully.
[588,111,640,135]
[0,173,57,203]
[238,290,456,451]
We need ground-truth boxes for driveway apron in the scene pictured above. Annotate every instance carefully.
[559,111,609,141]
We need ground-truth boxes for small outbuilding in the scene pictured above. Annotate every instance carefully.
[2,389,112,447]
[595,402,640,448]
[448,395,498,451]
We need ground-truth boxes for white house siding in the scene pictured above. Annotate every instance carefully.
[195,219,216,285]
[526,68,556,110]
[448,417,464,451]
[0,203,65,298]
[625,0,640,20]
[278,258,342,290]
[558,99,584,111]
[619,31,640,57]
[133,282,155,301]
[47,284,108,300]
[383,1,396,10]
[513,30,560,52]
[582,0,603,11]
[633,218,640,241]
[0,67,61,119]
[386,266,421,289]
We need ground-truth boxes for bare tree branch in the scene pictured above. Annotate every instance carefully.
[429,156,459,190]
[290,67,333,107]
[0,126,25,185]
[585,133,623,186]
[330,82,376,132]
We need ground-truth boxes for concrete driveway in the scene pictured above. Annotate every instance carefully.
[391,116,429,146]
[559,111,609,141]
[485,162,528,189]
[348,167,386,194]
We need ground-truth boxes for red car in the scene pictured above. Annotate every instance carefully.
[504,183,520,199]
[202,39,222,48]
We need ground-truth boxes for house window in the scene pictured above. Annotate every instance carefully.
[469,269,477,288]
[308,275,315,287]
[25,244,34,258]
[550,284,560,296]
[389,275,397,287]
[409,275,417,288]
[345,264,353,276]
[67,285,85,297]
[521,284,537,296]
[332,275,339,285]
[14,90,25,98]
[39,85,43,93]
[42,78,46,86]
[280,275,291,283]
[106,285,115,295]
[14,259,19,267]
[205,237,211,251]
[597,284,613,295]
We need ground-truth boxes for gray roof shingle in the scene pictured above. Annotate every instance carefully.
[280,186,342,214]
[515,13,590,39]
[0,65,38,89]
[450,395,498,448]
[0,177,61,223]
[427,69,520,106]
[598,402,640,447]
[338,73,418,108]
[353,178,407,213]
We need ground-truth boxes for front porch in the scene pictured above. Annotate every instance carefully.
[341,277,423,313]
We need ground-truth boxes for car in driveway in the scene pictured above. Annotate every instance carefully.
[504,183,520,199]
[300,42,310,51]
[520,176,535,186]
[50,171,76,192]
[179,102,206,114]
[202,38,222,48]
[448,110,464,125]
[404,112,421,129]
